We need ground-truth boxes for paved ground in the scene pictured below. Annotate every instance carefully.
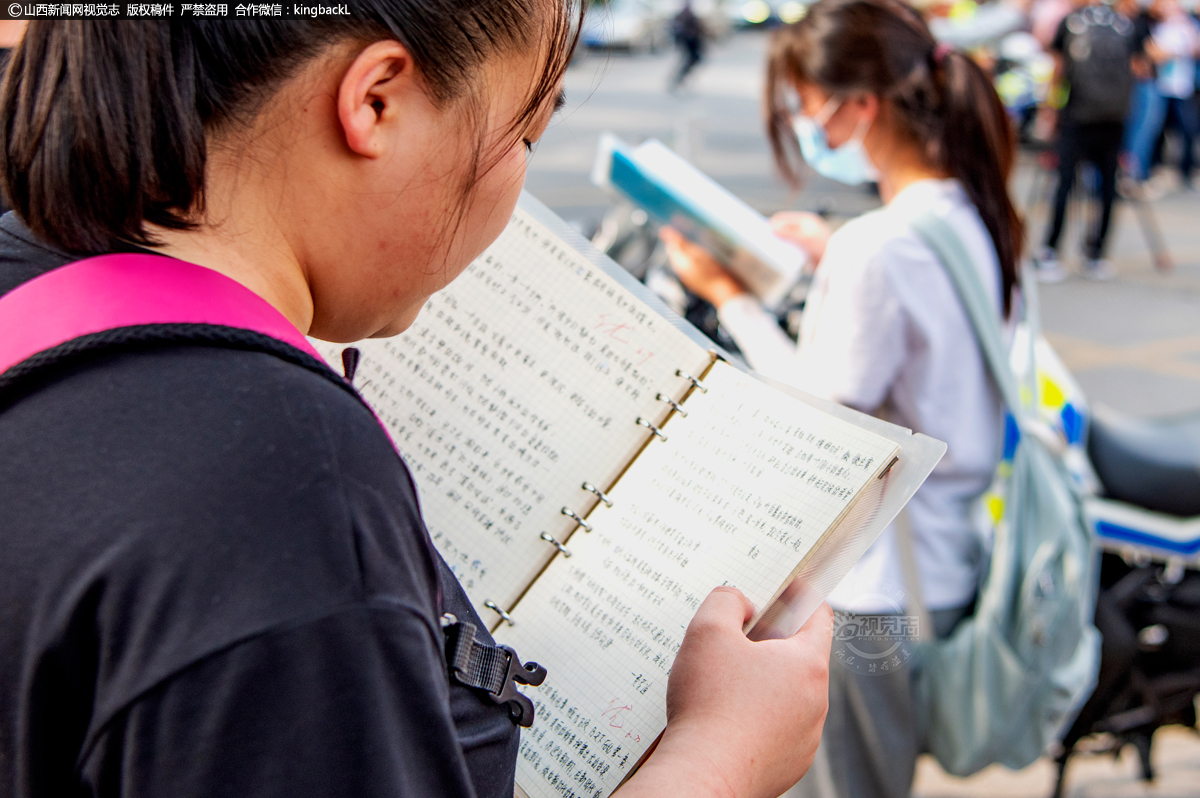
[528,30,1200,798]
[914,727,1200,798]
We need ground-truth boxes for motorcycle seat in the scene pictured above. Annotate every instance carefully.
[1088,405,1200,518]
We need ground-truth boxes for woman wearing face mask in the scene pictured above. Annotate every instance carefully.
[662,1,1022,796]
[0,10,834,798]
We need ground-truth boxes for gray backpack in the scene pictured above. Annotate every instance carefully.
[908,213,1101,776]
[1063,6,1135,124]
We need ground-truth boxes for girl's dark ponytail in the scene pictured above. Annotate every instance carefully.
[935,49,1021,316]
[766,0,1022,316]
[1,4,581,255]
[2,22,206,254]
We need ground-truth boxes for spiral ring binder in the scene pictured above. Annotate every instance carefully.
[655,393,688,417]
[484,599,515,626]
[676,369,708,393]
[561,506,593,532]
[581,482,613,507]
[636,416,668,442]
[540,531,572,557]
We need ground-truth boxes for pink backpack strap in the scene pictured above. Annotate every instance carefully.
[0,252,471,636]
[0,251,454,617]
[0,253,324,376]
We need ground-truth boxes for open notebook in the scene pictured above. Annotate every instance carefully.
[312,193,943,798]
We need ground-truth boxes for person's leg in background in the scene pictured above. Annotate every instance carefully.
[1157,96,1198,186]
[1194,60,1200,174]
[1153,123,1168,172]
[1122,79,1164,182]
[670,38,703,91]
[783,613,919,798]
[1035,121,1082,282]
[792,648,917,798]
[1128,83,1168,188]
[782,607,973,798]
[1173,94,1198,185]
[1082,121,1124,279]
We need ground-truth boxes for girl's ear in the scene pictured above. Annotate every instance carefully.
[337,40,416,158]
[848,93,880,123]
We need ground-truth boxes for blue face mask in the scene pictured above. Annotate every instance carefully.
[792,98,879,186]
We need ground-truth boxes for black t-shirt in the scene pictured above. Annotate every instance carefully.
[0,213,519,798]
[1051,9,1142,55]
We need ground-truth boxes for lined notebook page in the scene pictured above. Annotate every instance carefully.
[495,362,899,798]
[313,207,712,613]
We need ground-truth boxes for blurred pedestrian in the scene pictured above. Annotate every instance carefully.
[1032,0,1137,281]
[1118,0,1163,188]
[0,13,835,798]
[1144,0,1199,188]
[661,1,1022,795]
[669,0,706,91]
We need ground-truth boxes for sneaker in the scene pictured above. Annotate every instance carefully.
[1032,248,1068,283]
[1143,172,1171,200]
[1118,175,1146,200]
[1082,258,1115,281]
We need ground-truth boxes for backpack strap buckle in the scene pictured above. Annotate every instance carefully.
[442,615,547,727]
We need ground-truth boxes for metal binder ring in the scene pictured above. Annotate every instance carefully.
[656,393,688,417]
[540,532,573,557]
[561,506,593,532]
[582,482,613,508]
[636,416,668,442]
[484,600,515,626]
[676,370,708,393]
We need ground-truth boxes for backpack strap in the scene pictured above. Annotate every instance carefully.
[909,213,1027,417]
[0,252,365,412]
[441,614,547,727]
[0,253,321,372]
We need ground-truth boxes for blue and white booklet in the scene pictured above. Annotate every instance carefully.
[592,133,808,308]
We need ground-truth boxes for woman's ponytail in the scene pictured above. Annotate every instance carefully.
[935,49,1022,316]
[766,0,1023,316]
[1,22,206,254]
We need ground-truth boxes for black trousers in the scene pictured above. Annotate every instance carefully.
[1044,120,1125,260]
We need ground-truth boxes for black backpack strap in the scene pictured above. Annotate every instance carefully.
[441,614,547,727]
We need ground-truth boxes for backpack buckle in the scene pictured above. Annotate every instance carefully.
[442,614,547,727]
[492,645,548,727]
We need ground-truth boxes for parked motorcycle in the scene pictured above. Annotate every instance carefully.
[1052,406,1200,797]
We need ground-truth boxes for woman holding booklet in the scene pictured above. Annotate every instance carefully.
[0,6,835,798]
[662,1,1022,796]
